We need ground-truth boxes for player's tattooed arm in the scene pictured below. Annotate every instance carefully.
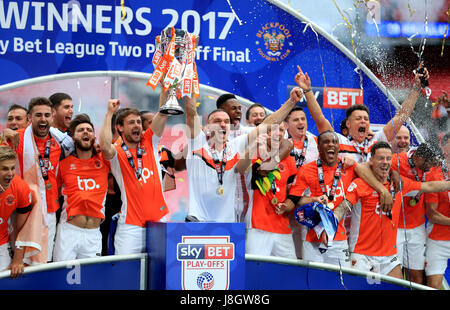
[333,199,353,222]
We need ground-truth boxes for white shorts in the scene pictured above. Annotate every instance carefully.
[397,224,426,270]
[53,221,102,262]
[303,240,350,268]
[425,238,450,276]
[114,222,146,255]
[350,252,400,275]
[0,243,11,271]
[46,212,57,262]
[246,228,296,259]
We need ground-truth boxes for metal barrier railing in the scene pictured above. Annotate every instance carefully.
[0,253,434,290]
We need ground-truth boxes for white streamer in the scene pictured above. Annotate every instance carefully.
[77,79,82,112]
[225,0,242,26]
[302,21,334,127]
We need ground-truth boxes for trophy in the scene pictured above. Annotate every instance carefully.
[149,27,199,115]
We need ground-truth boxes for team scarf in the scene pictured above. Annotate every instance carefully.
[15,125,74,265]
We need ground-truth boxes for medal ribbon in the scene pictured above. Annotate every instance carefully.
[290,136,308,168]
[408,157,426,203]
[37,138,52,181]
[210,145,227,187]
[317,159,342,202]
[121,142,144,180]
[266,174,279,205]
[384,176,396,220]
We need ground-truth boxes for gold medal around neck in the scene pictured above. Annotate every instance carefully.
[409,199,417,207]
[217,186,225,196]
[45,182,52,190]
[271,197,279,205]
[327,202,335,210]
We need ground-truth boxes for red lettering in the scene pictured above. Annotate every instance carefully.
[323,87,363,109]
[204,244,234,260]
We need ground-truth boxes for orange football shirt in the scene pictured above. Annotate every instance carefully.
[109,127,168,227]
[15,129,61,213]
[346,176,421,256]
[251,156,298,234]
[0,176,32,245]
[57,153,110,220]
[289,160,357,242]
[391,152,435,229]
[424,166,450,241]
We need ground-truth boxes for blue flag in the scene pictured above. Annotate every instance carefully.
[294,202,339,242]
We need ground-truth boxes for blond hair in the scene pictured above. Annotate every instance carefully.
[0,146,17,162]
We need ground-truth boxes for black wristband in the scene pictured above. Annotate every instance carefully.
[287,194,301,206]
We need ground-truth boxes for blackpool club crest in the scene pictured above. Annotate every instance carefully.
[256,22,292,61]
[177,235,235,290]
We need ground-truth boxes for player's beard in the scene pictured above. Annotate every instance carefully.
[74,137,95,152]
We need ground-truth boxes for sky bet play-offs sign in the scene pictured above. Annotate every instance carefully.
[147,222,245,290]
[177,236,235,290]
[0,0,402,136]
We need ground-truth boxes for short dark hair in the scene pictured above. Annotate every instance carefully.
[317,130,338,145]
[245,103,266,120]
[285,106,305,122]
[27,97,52,115]
[68,114,94,137]
[216,93,237,109]
[7,104,27,114]
[370,141,392,156]
[49,92,72,110]
[340,118,348,131]
[115,107,140,127]
[139,110,151,116]
[346,104,370,119]
[207,109,230,123]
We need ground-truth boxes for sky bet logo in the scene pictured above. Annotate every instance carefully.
[177,243,234,260]
[288,85,363,109]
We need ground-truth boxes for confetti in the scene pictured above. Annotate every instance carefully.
[441,8,450,57]
[225,0,242,26]
[331,0,357,56]
[121,0,126,20]
[408,1,416,17]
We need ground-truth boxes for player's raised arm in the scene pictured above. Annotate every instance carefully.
[295,65,333,133]
[99,99,120,160]
[383,63,429,141]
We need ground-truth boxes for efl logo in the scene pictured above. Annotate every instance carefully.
[323,87,363,109]
[177,236,235,290]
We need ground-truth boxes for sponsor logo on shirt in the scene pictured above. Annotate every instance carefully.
[77,176,100,190]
